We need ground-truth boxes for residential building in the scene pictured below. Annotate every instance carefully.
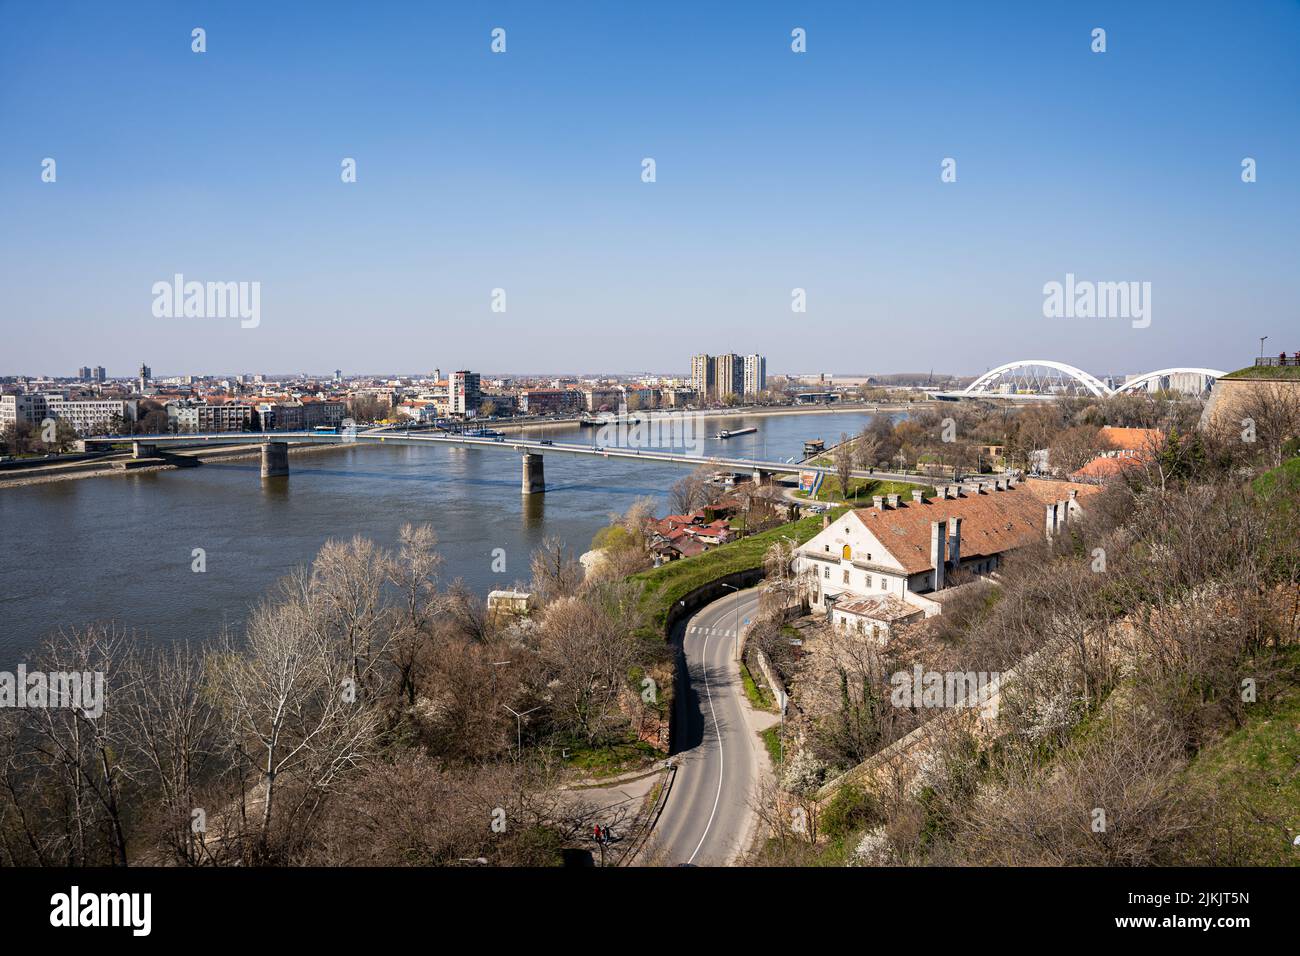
[713,353,743,401]
[743,354,766,397]
[93,366,107,383]
[794,477,1099,625]
[691,354,714,400]
[519,388,581,416]
[449,370,481,417]
[168,401,255,433]
[0,393,48,429]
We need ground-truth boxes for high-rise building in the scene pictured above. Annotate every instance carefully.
[93,366,107,383]
[691,354,714,400]
[138,363,152,394]
[77,366,92,381]
[713,353,743,401]
[449,370,481,417]
[743,354,766,397]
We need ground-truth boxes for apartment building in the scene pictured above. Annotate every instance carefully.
[743,353,766,397]
[449,370,481,417]
[519,388,581,416]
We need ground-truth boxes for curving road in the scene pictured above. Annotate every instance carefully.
[653,588,765,866]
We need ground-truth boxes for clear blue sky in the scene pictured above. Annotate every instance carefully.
[1,1,1296,379]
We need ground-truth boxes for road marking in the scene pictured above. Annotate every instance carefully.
[686,621,725,867]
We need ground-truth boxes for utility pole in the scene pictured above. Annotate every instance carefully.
[502,704,541,760]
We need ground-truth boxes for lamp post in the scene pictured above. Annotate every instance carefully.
[1260,335,1269,360]
[502,704,541,760]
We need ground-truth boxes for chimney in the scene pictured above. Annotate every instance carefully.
[1007,475,1018,487]
[822,512,830,529]
[930,519,947,590]
[1069,488,1078,501]
[873,495,885,510]
[936,485,948,500]
[887,493,900,508]
[994,478,1005,491]
[911,489,924,503]
[949,516,963,569]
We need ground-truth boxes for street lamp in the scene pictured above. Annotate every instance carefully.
[502,704,541,759]
[1260,335,1269,360]
[490,660,511,701]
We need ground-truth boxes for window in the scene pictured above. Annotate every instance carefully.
[842,570,850,584]
[881,577,888,591]
[823,567,829,579]
[864,573,873,588]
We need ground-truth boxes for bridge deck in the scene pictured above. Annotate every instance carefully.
[95,430,906,481]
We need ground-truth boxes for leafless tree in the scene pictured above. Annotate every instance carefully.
[210,583,381,862]
[386,523,444,705]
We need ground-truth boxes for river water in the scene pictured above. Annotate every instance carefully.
[0,409,902,656]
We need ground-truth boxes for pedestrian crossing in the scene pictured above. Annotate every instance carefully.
[688,625,737,638]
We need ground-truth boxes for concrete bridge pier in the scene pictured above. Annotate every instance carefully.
[752,468,775,485]
[132,442,157,459]
[261,441,290,478]
[521,453,545,494]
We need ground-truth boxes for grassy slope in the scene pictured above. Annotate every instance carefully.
[632,508,846,638]
[1220,364,1300,380]
[1179,660,1300,865]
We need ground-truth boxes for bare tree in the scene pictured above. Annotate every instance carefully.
[386,523,444,705]
[210,583,380,862]
[529,536,583,607]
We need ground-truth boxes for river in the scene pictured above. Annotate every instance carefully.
[0,409,903,656]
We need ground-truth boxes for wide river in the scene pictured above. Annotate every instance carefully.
[0,409,903,657]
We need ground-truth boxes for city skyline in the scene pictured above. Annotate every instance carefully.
[3,2,1296,377]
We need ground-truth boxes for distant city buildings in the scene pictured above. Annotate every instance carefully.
[690,352,767,402]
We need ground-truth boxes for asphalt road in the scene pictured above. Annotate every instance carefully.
[654,588,764,866]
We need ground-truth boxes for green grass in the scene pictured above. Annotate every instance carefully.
[740,662,776,712]
[761,726,784,764]
[1253,455,1300,504]
[1220,364,1300,380]
[631,509,845,640]
[1179,660,1300,865]
[796,477,932,506]
[562,733,663,779]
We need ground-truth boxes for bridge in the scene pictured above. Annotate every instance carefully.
[91,429,910,494]
[949,360,1224,400]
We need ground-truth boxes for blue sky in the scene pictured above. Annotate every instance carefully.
[1,1,1296,379]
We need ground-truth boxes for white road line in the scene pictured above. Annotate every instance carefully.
[686,622,725,866]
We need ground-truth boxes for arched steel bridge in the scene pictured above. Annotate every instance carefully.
[958,360,1223,399]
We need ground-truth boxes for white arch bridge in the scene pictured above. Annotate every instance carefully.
[955,360,1223,400]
